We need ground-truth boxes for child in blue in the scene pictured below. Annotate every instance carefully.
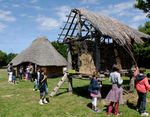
[39,69,49,105]
[88,71,101,112]
[12,69,16,84]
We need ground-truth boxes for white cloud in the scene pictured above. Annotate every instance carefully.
[36,15,60,31]
[30,0,38,4]
[113,1,134,12]
[80,0,99,4]
[0,23,6,32]
[55,6,71,21]
[133,13,147,21]
[100,1,134,16]
[0,10,16,22]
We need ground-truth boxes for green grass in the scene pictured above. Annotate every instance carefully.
[0,68,150,117]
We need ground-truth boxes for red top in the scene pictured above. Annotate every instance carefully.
[136,77,150,93]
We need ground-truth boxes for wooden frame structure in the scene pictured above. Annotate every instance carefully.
[49,8,150,96]
[58,8,150,73]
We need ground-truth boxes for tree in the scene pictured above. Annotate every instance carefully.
[51,41,67,59]
[138,21,150,35]
[6,53,17,64]
[135,0,150,18]
[0,50,7,67]
[133,42,150,68]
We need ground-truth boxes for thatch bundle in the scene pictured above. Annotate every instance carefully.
[79,53,95,75]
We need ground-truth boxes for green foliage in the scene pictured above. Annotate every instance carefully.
[6,53,17,64]
[0,50,17,66]
[138,21,150,35]
[133,42,150,68]
[0,50,7,66]
[51,41,68,59]
[135,0,150,18]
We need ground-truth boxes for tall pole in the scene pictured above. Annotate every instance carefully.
[95,33,101,72]
[67,43,73,93]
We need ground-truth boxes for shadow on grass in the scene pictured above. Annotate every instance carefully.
[101,84,111,98]
[54,79,132,100]
[73,85,90,99]
[72,84,113,99]
[55,90,68,96]
[126,100,137,110]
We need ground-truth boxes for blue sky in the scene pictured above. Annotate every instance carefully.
[0,0,149,54]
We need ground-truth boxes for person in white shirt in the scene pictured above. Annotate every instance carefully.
[105,65,123,116]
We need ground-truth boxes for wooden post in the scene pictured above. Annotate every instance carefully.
[67,44,73,93]
[67,44,72,70]
[95,35,101,71]
[68,75,73,93]
[77,12,82,39]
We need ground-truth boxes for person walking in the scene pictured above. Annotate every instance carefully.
[88,71,101,112]
[33,68,40,91]
[38,69,49,105]
[12,69,17,84]
[105,65,123,116]
[19,66,24,81]
[7,63,13,83]
[135,68,150,116]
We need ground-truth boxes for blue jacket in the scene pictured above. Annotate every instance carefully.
[88,78,100,94]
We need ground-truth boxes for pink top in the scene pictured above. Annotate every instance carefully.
[136,77,150,93]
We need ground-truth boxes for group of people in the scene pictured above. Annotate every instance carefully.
[7,63,49,105]
[7,62,150,115]
[88,65,150,116]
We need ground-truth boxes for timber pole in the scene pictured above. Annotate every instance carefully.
[67,44,73,93]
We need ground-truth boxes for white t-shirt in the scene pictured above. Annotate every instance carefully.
[109,71,123,85]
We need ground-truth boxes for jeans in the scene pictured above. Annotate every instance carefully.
[137,92,146,113]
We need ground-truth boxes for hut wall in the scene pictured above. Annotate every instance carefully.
[100,44,133,70]
[41,66,64,77]
[75,41,133,73]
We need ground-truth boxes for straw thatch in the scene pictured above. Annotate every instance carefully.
[79,53,95,75]
[11,37,67,66]
[72,8,150,45]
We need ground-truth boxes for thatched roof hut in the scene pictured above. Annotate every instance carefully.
[11,37,67,77]
[58,8,150,74]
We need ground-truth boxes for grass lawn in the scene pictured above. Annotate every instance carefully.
[0,68,150,117]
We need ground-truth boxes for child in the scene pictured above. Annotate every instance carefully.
[88,71,101,112]
[129,65,139,93]
[38,69,49,105]
[33,68,40,91]
[105,65,123,116]
[19,66,24,81]
[135,68,150,116]
[12,69,16,84]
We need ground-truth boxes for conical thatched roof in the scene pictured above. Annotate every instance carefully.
[11,37,67,66]
[71,8,150,45]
